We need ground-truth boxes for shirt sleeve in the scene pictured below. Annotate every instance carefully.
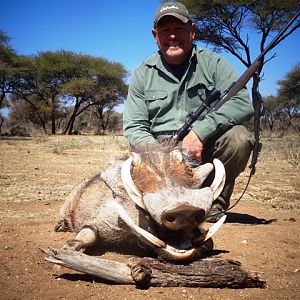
[192,55,254,142]
[123,67,157,145]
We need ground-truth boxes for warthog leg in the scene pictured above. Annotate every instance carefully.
[63,225,97,251]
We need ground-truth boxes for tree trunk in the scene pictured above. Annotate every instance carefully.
[67,113,76,135]
[40,117,47,134]
[51,110,56,135]
[63,108,77,135]
[96,107,104,134]
[0,115,3,135]
[41,248,266,288]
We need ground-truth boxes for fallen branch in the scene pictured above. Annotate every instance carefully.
[41,248,134,284]
[128,257,266,288]
[41,248,266,288]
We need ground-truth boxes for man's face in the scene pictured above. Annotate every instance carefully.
[152,16,195,65]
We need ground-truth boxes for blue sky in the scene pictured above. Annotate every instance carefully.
[2,0,300,112]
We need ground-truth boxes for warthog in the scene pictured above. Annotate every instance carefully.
[54,145,226,261]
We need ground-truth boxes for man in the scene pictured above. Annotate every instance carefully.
[123,2,254,221]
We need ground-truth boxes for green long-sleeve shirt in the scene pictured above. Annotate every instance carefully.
[123,45,254,145]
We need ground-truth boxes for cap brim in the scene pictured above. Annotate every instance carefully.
[156,13,190,25]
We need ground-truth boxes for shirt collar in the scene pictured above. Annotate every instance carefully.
[145,44,198,82]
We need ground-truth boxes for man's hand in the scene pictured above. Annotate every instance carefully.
[182,130,204,162]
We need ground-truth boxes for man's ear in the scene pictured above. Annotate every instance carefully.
[191,23,196,39]
[152,28,157,39]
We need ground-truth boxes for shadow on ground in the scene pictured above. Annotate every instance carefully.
[225,212,277,224]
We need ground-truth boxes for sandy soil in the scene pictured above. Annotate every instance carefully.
[0,135,299,300]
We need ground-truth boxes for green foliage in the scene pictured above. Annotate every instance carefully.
[259,61,300,133]
[177,0,300,69]
[7,49,128,135]
[263,94,284,110]
[277,62,300,105]
[263,62,300,113]
[0,30,17,110]
[56,53,127,134]
[0,30,15,66]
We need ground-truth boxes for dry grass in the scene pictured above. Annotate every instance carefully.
[0,135,129,207]
[0,133,299,212]
[233,134,300,212]
[263,135,300,166]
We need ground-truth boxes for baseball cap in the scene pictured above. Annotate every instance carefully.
[154,2,192,26]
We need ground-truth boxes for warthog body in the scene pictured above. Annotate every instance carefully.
[55,145,226,261]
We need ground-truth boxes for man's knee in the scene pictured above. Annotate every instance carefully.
[224,125,253,155]
[213,125,254,177]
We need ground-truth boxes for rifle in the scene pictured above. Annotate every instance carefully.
[172,9,300,143]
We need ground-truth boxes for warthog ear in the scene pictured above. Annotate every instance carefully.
[130,152,141,166]
[210,159,226,200]
[170,149,183,162]
[192,163,214,187]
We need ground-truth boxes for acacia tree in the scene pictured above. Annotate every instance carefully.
[10,55,48,133]
[92,75,128,134]
[277,62,300,105]
[0,31,16,133]
[171,0,300,108]
[276,63,300,132]
[10,51,79,134]
[9,50,127,134]
[60,55,127,135]
[262,63,300,132]
[261,95,283,131]
[0,31,15,103]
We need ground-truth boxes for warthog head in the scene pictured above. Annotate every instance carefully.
[111,145,226,261]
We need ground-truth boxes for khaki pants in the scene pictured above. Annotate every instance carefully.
[203,125,254,209]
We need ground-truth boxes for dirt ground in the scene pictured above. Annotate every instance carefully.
[0,135,299,300]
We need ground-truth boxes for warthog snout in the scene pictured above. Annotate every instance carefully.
[161,204,205,231]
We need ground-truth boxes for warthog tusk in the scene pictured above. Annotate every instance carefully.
[107,200,166,248]
[107,201,226,262]
[204,214,227,241]
[156,246,197,261]
[210,159,226,199]
[193,214,227,245]
[157,215,227,261]
[121,157,146,210]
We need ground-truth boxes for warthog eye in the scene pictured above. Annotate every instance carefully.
[166,215,176,223]
[195,214,203,223]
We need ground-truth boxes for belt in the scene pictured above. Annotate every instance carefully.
[152,130,177,138]
[153,130,190,141]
